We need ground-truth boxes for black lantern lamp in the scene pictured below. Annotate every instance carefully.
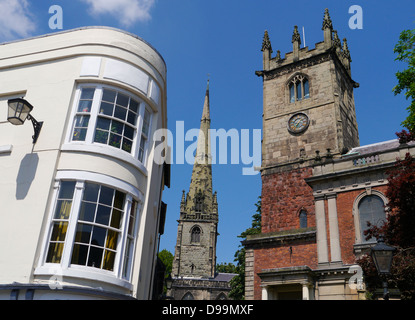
[371,236,396,300]
[8,98,43,144]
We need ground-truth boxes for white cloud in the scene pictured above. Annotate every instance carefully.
[81,0,156,27]
[0,0,36,41]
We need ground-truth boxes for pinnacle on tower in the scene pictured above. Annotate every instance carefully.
[292,25,301,61]
[292,25,301,44]
[262,30,273,70]
[342,38,351,61]
[322,8,333,49]
[333,30,341,53]
[261,30,273,52]
[322,8,333,30]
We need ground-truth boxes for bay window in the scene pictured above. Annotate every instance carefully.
[40,173,142,284]
[69,85,152,164]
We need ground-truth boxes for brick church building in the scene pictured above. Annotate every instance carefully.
[243,9,415,300]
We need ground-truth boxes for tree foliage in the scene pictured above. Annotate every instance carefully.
[357,153,415,300]
[393,28,415,133]
[228,197,261,300]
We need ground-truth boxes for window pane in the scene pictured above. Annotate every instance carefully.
[72,128,87,141]
[304,79,310,99]
[84,183,100,202]
[138,137,146,162]
[116,93,129,108]
[46,242,65,263]
[78,100,92,113]
[113,191,125,210]
[102,89,116,103]
[59,181,76,199]
[127,111,137,126]
[106,230,119,250]
[54,200,72,220]
[111,120,123,135]
[124,126,134,140]
[78,202,96,222]
[290,84,295,103]
[88,247,103,268]
[80,88,95,100]
[74,115,89,128]
[99,186,114,206]
[129,100,139,113]
[91,226,106,247]
[296,81,302,101]
[96,205,111,225]
[71,244,88,265]
[299,211,307,228]
[103,250,116,271]
[74,223,92,244]
[94,129,109,144]
[99,102,114,116]
[109,133,121,149]
[122,139,133,153]
[50,222,68,242]
[96,117,111,130]
[114,106,127,121]
[142,110,150,136]
[111,209,123,229]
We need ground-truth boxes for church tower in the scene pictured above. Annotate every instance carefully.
[172,80,218,279]
[169,82,233,300]
[244,9,362,300]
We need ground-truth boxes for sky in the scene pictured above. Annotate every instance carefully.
[1,0,414,265]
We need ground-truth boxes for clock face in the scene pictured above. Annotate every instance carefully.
[288,113,309,133]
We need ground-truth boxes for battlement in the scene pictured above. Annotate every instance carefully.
[260,9,352,76]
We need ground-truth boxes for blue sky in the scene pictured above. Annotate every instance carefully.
[1,0,415,265]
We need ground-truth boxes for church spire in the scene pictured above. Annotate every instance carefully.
[182,80,215,220]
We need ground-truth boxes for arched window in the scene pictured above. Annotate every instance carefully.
[358,195,386,243]
[299,210,307,228]
[216,292,227,300]
[289,75,310,103]
[182,292,194,300]
[191,226,201,243]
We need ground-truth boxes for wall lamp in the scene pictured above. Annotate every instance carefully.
[7,98,43,144]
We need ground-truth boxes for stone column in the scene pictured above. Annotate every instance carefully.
[302,284,310,300]
[261,286,269,300]
[315,196,329,264]
[327,194,342,263]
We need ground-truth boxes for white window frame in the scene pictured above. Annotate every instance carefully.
[35,171,143,289]
[63,83,153,171]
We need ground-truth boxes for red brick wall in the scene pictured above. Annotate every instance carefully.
[261,167,315,233]
[253,241,318,300]
[336,186,389,264]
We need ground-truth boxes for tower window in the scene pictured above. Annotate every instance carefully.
[289,75,310,103]
[299,210,307,228]
[191,226,201,243]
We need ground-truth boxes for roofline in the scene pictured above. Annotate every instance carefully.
[0,26,166,68]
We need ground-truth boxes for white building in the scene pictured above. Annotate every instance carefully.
[0,27,169,300]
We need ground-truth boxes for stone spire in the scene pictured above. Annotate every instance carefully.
[342,38,352,73]
[322,8,333,49]
[322,8,333,30]
[262,30,272,70]
[181,80,216,221]
[261,30,272,52]
[292,25,301,61]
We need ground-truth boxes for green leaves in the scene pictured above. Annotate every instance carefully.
[393,29,415,133]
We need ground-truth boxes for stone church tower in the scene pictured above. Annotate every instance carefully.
[244,9,364,300]
[169,82,234,300]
